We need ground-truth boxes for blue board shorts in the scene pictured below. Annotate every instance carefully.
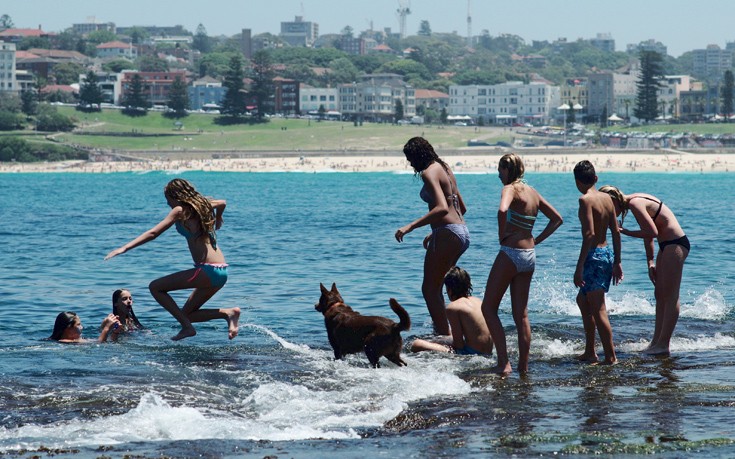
[580,246,614,294]
[455,344,491,356]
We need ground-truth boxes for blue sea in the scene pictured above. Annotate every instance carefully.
[0,169,733,458]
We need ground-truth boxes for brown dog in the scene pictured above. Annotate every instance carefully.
[315,283,411,368]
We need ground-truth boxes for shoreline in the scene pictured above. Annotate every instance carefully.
[1,149,733,174]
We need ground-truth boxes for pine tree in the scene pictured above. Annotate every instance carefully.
[721,70,734,121]
[166,75,190,118]
[121,73,150,116]
[634,51,664,123]
[394,98,404,123]
[78,71,103,111]
[249,50,275,119]
[220,55,247,118]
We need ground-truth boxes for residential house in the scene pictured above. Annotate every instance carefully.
[414,89,449,111]
[96,41,138,60]
[120,70,187,106]
[0,28,52,44]
[188,76,225,110]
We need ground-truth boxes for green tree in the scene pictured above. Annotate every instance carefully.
[121,73,150,116]
[192,24,212,53]
[328,57,358,84]
[634,50,664,122]
[198,52,238,78]
[394,98,404,122]
[21,89,38,116]
[52,62,86,85]
[340,26,354,38]
[86,30,118,46]
[0,111,24,130]
[220,55,248,118]
[166,75,189,118]
[137,54,169,72]
[317,104,326,120]
[36,104,76,131]
[440,107,448,124]
[78,71,103,111]
[0,14,14,30]
[418,20,432,37]
[18,36,51,50]
[249,50,275,119]
[721,70,734,121]
[126,26,149,45]
[0,91,21,112]
[102,58,136,73]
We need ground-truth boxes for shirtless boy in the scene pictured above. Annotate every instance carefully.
[411,266,494,356]
[573,161,623,365]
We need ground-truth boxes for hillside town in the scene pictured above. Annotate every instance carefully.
[1,11,734,127]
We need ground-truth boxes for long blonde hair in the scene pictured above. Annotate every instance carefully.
[599,185,628,224]
[164,178,216,243]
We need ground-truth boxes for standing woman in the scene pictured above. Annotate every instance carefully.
[105,178,240,341]
[396,137,470,335]
[482,153,562,375]
[599,185,689,356]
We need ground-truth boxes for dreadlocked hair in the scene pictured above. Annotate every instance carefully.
[498,153,525,185]
[403,136,449,175]
[164,178,217,244]
[599,185,628,225]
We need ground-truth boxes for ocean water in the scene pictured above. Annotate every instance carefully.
[0,169,733,458]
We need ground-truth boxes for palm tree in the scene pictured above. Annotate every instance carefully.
[659,100,667,120]
[670,97,678,121]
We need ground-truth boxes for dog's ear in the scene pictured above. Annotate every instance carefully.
[331,283,338,293]
[320,283,329,295]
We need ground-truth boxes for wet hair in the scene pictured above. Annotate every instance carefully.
[498,153,525,184]
[164,178,216,246]
[573,160,597,185]
[599,185,628,225]
[443,266,473,300]
[403,137,448,175]
[112,289,143,329]
[49,311,77,341]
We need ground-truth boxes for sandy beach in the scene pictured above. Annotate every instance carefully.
[1,149,733,174]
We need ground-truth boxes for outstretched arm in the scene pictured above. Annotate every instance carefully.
[533,192,563,246]
[104,206,181,260]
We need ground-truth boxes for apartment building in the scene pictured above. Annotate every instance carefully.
[79,71,122,104]
[273,77,299,115]
[188,76,225,110]
[0,41,16,91]
[120,70,187,106]
[448,81,560,125]
[339,73,415,122]
[692,44,733,79]
[586,65,638,121]
[300,86,339,114]
[96,41,138,60]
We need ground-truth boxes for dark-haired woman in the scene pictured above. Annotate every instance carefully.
[112,289,144,331]
[396,137,470,335]
[49,311,120,343]
[481,153,562,375]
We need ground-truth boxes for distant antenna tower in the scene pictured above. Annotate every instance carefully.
[467,0,472,47]
[396,0,411,39]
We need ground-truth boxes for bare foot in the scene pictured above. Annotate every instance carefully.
[643,345,670,357]
[226,307,240,339]
[489,363,512,376]
[599,358,618,366]
[576,352,599,363]
[171,327,196,341]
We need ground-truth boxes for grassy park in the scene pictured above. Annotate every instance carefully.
[6,106,735,157]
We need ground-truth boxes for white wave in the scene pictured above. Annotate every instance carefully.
[682,287,731,320]
[619,333,735,353]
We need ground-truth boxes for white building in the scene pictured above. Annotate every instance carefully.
[96,41,138,60]
[300,86,339,114]
[449,81,560,124]
[0,41,16,91]
[280,16,319,47]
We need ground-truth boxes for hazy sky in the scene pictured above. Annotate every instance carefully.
[5,0,735,57]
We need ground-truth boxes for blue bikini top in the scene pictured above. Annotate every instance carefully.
[175,221,218,250]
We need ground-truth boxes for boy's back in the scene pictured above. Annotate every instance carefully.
[447,296,494,355]
[578,189,617,248]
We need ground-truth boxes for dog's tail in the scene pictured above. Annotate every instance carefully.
[389,298,411,332]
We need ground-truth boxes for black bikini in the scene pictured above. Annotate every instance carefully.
[630,196,690,252]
